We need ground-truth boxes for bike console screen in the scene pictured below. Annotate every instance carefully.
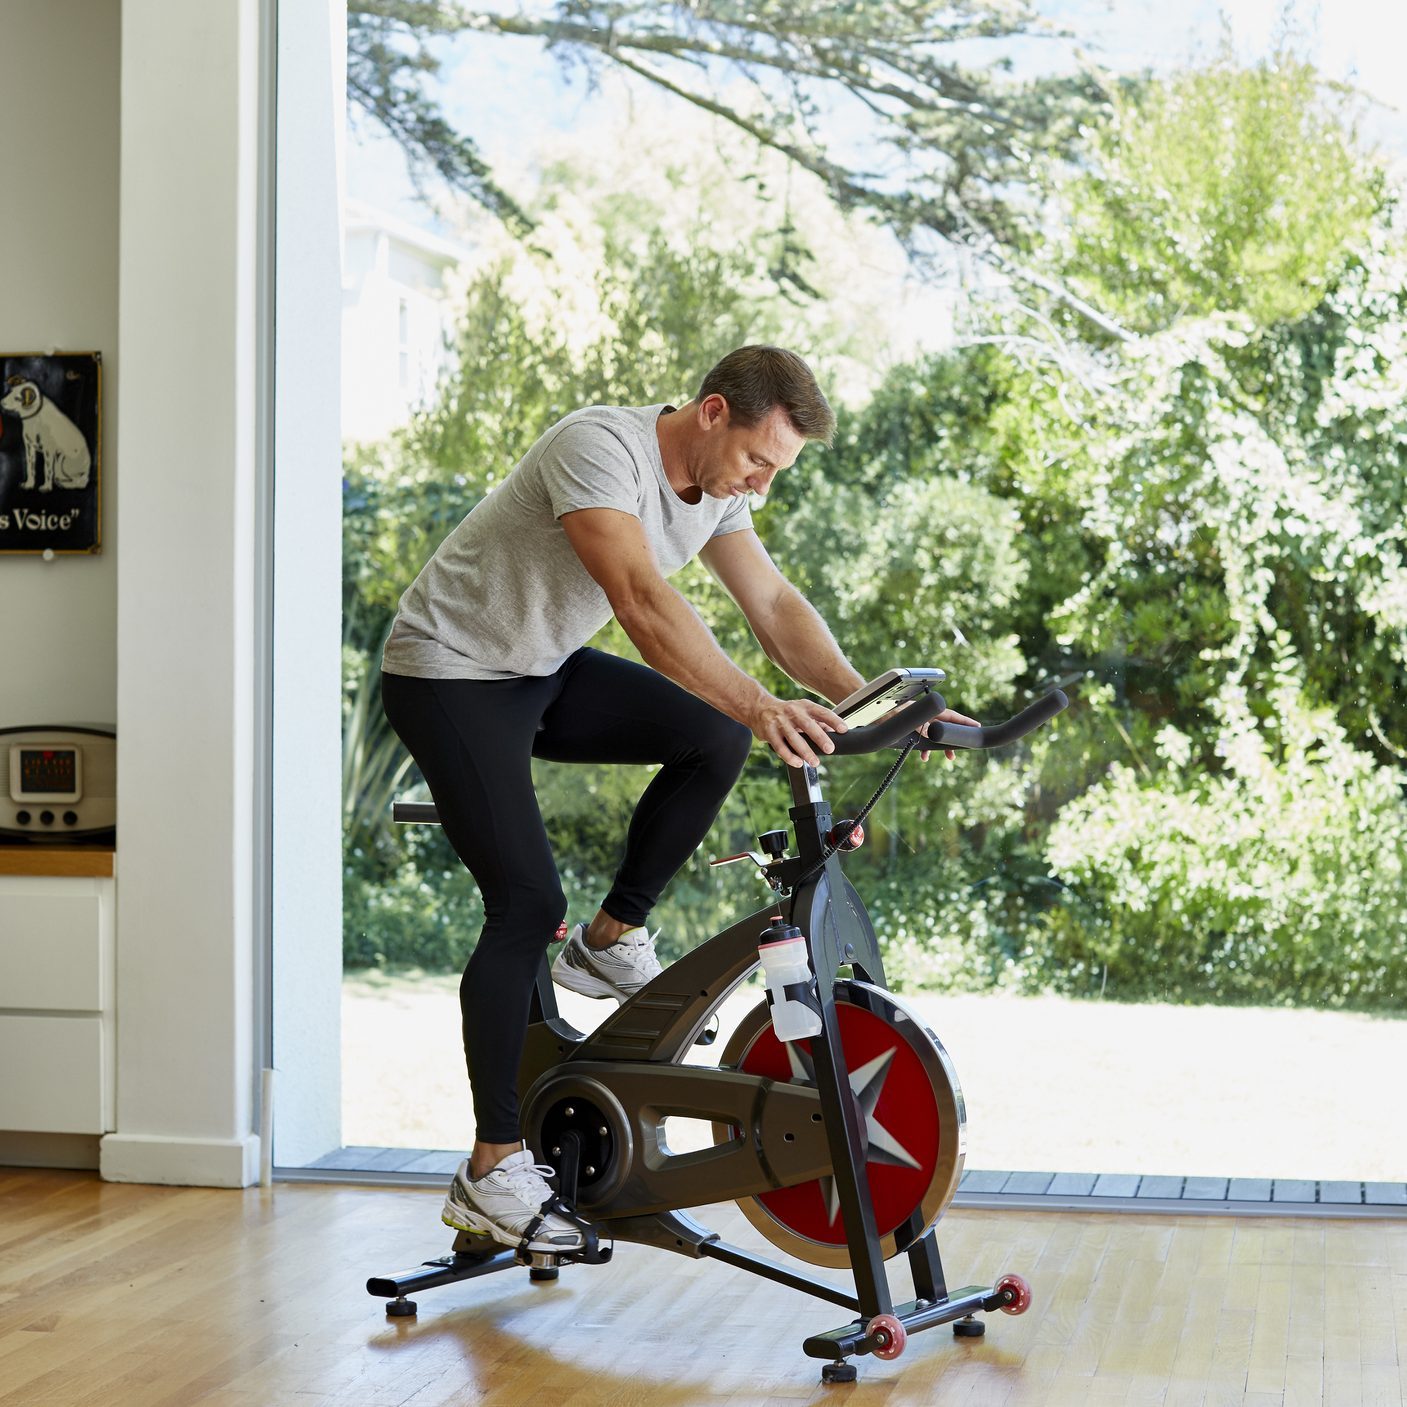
[835,668,946,728]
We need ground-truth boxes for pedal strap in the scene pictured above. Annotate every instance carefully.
[515,1208,549,1256]
[516,1194,611,1265]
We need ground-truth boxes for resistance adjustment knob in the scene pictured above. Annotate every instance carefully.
[758,829,788,858]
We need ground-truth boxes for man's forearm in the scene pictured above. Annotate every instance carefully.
[614,579,771,723]
[751,587,865,705]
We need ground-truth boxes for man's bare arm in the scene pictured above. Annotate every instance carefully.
[561,508,846,767]
[700,528,982,762]
[698,529,865,704]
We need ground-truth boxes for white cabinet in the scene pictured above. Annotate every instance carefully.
[0,858,116,1134]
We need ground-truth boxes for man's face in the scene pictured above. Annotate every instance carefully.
[693,399,807,501]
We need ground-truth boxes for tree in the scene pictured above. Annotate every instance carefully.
[1033,653,1407,1009]
[1022,52,1407,763]
[347,1,1120,330]
[343,25,1407,1007]
[1057,51,1383,334]
[930,54,1407,1006]
[341,190,814,964]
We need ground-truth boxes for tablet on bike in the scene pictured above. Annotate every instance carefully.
[834,668,946,728]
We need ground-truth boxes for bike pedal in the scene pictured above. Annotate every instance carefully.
[546,1239,614,1269]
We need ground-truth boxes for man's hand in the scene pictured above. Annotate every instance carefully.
[918,708,982,762]
[750,696,848,768]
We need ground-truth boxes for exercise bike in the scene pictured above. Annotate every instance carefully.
[368,669,1068,1381]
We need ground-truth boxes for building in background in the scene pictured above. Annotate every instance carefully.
[340,198,472,443]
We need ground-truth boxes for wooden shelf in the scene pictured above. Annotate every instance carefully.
[0,847,114,878]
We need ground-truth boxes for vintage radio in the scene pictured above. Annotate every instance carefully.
[0,725,115,842]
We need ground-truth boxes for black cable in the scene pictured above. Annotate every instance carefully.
[794,736,921,888]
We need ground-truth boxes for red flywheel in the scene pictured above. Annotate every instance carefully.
[715,982,965,1268]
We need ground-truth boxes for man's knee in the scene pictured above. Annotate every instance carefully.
[701,714,753,778]
[473,885,567,959]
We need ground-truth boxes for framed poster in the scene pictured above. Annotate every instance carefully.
[0,352,103,555]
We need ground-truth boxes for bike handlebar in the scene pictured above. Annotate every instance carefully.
[828,693,946,754]
[826,688,1069,757]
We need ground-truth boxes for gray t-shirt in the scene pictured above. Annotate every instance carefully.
[381,403,753,680]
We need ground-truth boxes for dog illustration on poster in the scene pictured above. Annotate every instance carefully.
[2,376,92,491]
[0,352,102,554]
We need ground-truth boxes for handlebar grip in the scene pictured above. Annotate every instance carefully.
[911,689,1069,751]
[392,801,441,825]
[827,694,947,756]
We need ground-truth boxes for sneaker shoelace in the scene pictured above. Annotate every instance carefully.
[581,928,657,959]
[618,929,662,977]
[498,1161,558,1209]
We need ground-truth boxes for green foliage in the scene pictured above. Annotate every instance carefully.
[341,36,1407,1020]
[344,834,485,969]
[752,473,1028,700]
[1060,50,1382,332]
[975,123,1407,1011]
[1030,663,1407,1009]
[1001,262,1407,772]
[347,0,1106,262]
[341,191,808,963]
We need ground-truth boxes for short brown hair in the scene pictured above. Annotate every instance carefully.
[697,345,835,447]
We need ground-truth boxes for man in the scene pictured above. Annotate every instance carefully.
[381,345,973,1253]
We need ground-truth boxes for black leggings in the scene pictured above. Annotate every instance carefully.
[380,650,752,1143]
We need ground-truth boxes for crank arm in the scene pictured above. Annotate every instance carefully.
[525,1063,832,1218]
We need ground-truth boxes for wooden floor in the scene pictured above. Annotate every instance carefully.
[1,1169,1403,1406]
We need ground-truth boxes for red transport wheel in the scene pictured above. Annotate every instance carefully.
[995,1272,1032,1315]
[866,1312,907,1360]
[713,981,965,1268]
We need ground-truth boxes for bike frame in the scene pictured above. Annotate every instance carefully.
[508,759,994,1361]
[369,684,1066,1371]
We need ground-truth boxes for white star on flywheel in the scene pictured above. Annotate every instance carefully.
[784,1041,922,1225]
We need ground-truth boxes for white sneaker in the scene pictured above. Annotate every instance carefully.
[552,922,663,1003]
[441,1150,585,1253]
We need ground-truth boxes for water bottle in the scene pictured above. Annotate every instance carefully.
[758,920,822,1041]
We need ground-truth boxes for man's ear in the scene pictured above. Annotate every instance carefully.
[698,393,729,430]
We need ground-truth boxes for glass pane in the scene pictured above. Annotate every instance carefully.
[336,1,1407,1202]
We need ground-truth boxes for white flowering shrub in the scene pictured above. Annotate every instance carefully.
[1031,658,1407,1005]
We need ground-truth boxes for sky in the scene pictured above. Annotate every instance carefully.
[347,0,1407,231]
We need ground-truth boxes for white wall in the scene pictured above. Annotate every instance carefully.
[0,1,120,728]
[103,0,264,1187]
[1,0,344,1187]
